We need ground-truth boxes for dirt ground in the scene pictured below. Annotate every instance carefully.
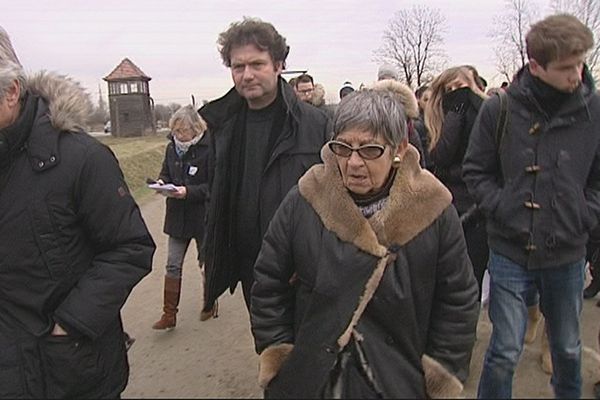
[121,196,600,398]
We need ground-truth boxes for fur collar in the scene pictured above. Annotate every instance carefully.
[298,144,451,256]
[370,79,419,119]
[27,71,94,132]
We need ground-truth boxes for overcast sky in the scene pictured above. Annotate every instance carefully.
[5,0,554,105]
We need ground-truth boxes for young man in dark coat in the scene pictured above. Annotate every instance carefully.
[0,27,155,398]
[463,14,600,398]
[198,18,330,316]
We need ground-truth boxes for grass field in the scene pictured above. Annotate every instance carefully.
[98,135,169,203]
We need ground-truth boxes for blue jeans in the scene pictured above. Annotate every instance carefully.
[477,250,585,399]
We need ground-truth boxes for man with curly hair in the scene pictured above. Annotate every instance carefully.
[199,18,329,318]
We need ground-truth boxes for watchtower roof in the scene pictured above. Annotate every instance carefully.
[104,58,151,81]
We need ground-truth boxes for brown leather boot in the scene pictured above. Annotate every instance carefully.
[200,300,219,321]
[152,276,181,330]
[524,305,542,344]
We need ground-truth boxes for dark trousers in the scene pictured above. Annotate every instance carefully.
[463,217,489,300]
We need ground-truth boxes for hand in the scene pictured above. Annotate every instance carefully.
[169,186,187,199]
[51,323,68,336]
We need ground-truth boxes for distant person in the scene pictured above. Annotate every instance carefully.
[294,73,314,103]
[151,106,213,330]
[371,78,426,167]
[426,66,489,298]
[0,26,155,398]
[287,76,298,91]
[339,81,354,100]
[377,63,399,81]
[251,89,479,398]
[463,14,600,398]
[198,17,329,315]
[464,64,487,92]
[309,83,335,119]
[414,85,433,169]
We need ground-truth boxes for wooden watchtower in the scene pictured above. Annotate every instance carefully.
[103,58,155,137]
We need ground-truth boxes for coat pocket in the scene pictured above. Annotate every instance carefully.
[40,335,104,398]
[0,343,24,398]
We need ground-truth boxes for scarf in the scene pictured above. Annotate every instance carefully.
[174,131,203,156]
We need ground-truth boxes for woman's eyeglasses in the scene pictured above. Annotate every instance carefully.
[328,141,386,160]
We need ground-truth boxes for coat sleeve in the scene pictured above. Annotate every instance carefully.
[158,145,171,183]
[584,142,600,231]
[251,188,299,354]
[425,206,479,383]
[462,96,503,217]
[429,110,465,170]
[53,143,155,340]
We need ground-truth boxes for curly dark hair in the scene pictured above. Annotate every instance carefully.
[217,17,289,68]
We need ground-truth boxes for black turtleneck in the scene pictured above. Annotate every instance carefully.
[528,70,574,118]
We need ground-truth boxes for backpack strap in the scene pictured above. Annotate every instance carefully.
[495,90,509,153]
[495,91,509,183]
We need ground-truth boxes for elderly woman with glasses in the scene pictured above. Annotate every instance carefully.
[250,90,479,399]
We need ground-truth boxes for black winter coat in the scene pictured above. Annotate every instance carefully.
[251,146,479,399]
[159,133,211,240]
[198,79,330,311]
[0,73,155,398]
[463,66,600,269]
[430,89,484,214]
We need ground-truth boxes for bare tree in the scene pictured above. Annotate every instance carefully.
[490,0,540,82]
[551,0,600,79]
[374,5,447,88]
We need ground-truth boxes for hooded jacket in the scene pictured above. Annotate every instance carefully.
[198,78,329,312]
[251,145,479,398]
[0,72,155,398]
[463,65,600,269]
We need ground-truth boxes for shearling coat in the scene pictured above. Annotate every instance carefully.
[0,72,155,398]
[251,145,479,398]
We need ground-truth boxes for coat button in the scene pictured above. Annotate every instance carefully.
[385,336,395,345]
[49,156,56,163]
[38,161,45,168]
[324,346,335,354]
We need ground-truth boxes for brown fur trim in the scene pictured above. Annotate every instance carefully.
[258,343,294,389]
[299,147,387,258]
[370,79,419,119]
[311,83,326,107]
[337,253,395,347]
[422,354,463,398]
[299,144,451,253]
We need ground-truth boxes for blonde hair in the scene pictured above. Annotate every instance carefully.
[169,105,207,136]
[425,66,486,150]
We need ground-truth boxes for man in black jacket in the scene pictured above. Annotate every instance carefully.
[0,27,155,398]
[199,18,329,317]
[463,14,600,399]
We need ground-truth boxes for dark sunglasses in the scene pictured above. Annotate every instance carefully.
[328,140,386,160]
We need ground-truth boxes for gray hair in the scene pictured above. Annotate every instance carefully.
[168,105,207,135]
[0,26,26,101]
[333,89,407,147]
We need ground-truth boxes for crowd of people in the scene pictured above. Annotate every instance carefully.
[1,11,600,400]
